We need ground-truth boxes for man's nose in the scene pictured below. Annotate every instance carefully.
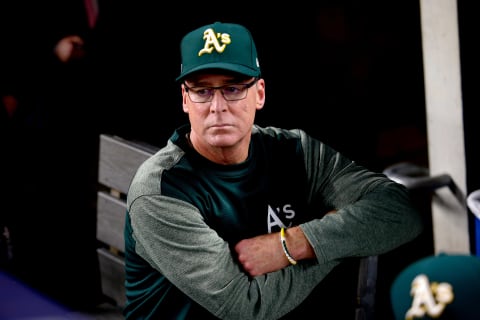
[209,90,227,112]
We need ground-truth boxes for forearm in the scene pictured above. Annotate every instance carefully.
[302,183,423,263]
[235,209,339,276]
[283,226,316,261]
[284,209,337,262]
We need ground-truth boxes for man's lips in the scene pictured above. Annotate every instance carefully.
[209,124,233,129]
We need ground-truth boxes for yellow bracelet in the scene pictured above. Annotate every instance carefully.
[280,227,297,265]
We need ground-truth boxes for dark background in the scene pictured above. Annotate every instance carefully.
[121,2,430,173]
[1,1,477,318]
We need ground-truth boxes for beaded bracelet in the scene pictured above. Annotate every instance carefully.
[280,227,297,265]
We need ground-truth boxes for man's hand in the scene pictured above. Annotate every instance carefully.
[234,226,316,277]
[235,232,290,277]
[54,35,86,63]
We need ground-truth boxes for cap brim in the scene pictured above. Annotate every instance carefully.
[176,62,260,82]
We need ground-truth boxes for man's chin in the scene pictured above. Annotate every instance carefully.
[207,134,237,148]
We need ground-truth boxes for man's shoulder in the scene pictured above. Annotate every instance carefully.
[135,140,184,179]
[252,124,306,139]
[127,140,184,200]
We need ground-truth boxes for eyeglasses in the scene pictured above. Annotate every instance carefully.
[184,79,257,103]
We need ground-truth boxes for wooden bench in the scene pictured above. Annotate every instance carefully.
[96,134,159,308]
[95,133,377,319]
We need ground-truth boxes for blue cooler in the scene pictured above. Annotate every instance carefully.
[467,190,480,256]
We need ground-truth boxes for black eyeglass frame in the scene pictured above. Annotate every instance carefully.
[183,78,258,103]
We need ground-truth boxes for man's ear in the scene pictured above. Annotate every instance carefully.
[182,86,189,113]
[255,79,266,110]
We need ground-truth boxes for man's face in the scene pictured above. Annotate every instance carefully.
[182,73,265,152]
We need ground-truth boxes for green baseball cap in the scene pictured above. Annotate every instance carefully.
[390,254,480,319]
[176,22,261,82]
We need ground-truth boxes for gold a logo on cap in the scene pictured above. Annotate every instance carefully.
[405,274,454,320]
[198,28,231,56]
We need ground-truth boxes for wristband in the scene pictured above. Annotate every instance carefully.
[280,227,297,265]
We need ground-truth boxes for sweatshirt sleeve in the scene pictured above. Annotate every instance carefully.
[295,128,423,263]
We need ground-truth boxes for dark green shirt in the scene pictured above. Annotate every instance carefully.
[124,124,422,319]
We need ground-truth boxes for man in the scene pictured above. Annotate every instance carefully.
[124,21,423,319]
